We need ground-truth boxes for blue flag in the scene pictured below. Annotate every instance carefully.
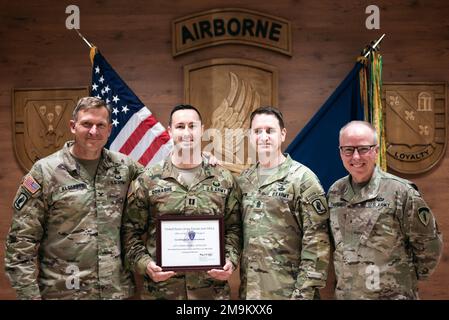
[285,62,365,191]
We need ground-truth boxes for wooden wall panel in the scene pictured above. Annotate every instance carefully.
[0,0,448,299]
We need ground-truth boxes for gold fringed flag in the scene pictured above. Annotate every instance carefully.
[358,51,387,171]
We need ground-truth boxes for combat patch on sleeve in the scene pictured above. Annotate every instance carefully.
[312,198,327,215]
[14,192,29,211]
[418,207,430,226]
[21,174,41,195]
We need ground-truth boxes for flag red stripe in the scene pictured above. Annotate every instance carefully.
[138,131,171,166]
[119,115,158,154]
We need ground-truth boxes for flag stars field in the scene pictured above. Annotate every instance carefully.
[89,47,173,166]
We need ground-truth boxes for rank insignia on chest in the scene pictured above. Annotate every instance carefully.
[112,167,122,179]
[253,200,264,211]
[186,196,197,207]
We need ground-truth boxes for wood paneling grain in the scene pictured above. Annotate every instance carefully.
[0,0,448,300]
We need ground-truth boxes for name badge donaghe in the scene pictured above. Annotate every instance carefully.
[151,186,175,196]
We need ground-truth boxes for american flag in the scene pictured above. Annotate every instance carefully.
[23,175,41,195]
[90,48,173,166]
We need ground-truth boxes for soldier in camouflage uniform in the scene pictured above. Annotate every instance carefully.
[328,121,443,299]
[237,106,330,300]
[122,104,241,299]
[5,97,142,299]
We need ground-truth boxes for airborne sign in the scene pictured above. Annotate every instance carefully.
[172,8,292,56]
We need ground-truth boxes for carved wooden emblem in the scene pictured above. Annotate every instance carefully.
[383,83,447,174]
[13,87,89,171]
[184,58,278,173]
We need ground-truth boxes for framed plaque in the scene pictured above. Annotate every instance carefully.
[156,215,225,271]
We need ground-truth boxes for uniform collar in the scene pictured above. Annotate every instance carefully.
[245,154,293,188]
[161,155,215,182]
[342,166,382,204]
[61,141,116,175]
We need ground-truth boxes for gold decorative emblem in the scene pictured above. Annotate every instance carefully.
[184,58,278,173]
[210,72,260,169]
[13,87,89,171]
[383,83,447,174]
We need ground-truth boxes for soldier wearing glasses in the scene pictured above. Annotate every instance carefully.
[328,121,443,299]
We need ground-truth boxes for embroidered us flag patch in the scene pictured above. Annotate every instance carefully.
[22,175,41,195]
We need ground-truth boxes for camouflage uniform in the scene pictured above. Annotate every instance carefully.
[328,166,443,299]
[5,141,142,300]
[122,157,242,300]
[237,155,330,300]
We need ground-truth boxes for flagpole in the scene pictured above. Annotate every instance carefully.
[75,29,93,48]
[363,33,385,58]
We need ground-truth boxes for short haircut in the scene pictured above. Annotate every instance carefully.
[250,106,285,129]
[339,120,378,144]
[72,96,111,122]
[169,104,202,126]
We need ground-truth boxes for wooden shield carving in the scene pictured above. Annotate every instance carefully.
[383,83,447,174]
[13,87,89,171]
[184,58,278,173]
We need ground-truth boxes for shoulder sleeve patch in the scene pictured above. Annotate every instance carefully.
[13,192,29,211]
[418,207,431,226]
[21,174,41,195]
[312,198,327,215]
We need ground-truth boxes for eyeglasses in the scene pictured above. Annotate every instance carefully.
[339,145,377,156]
